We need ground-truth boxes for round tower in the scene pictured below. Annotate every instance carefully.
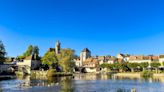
[55,40,61,54]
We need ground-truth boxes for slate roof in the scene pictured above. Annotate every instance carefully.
[82,48,91,52]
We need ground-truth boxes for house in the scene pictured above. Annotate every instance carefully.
[106,57,117,64]
[98,56,106,65]
[150,55,159,62]
[128,55,152,63]
[116,58,124,63]
[98,56,117,64]
[74,58,81,67]
[16,55,41,70]
[159,55,164,66]
[117,53,130,62]
[83,58,99,73]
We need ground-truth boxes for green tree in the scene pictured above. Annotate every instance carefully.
[151,62,161,68]
[24,45,33,57]
[127,63,139,72]
[151,62,161,73]
[57,48,75,73]
[42,51,58,69]
[100,63,109,68]
[120,62,129,72]
[140,62,149,71]
[18,45,33,60]
[0,40,6,64]
[33,46,39,59]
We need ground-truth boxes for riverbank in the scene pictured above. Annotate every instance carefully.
[113,72,164,78]
[31,70,73,77]
[0,75,16,80]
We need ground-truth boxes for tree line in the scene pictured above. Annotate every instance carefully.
[100,62,161,72]
[17,45,40,60]
[0,40,6,64]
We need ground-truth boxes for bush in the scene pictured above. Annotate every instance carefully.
[47,69,57,77]
[141,70,153,78]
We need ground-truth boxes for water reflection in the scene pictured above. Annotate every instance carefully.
[74,73,112,80]
[0,74,164,92]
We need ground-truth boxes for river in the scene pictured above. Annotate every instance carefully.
[0,74,164,92]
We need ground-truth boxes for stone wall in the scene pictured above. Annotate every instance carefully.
[31,70,48,77]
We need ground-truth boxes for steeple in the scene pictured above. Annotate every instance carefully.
[55,40,61,54]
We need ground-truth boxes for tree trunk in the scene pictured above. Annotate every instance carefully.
[131,68,134,72]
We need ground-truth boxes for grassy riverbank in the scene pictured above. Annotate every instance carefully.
[113,72,164,78]
[30,69,73,77]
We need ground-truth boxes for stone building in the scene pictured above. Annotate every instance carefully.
[79,48,91,67]
[117,53,130,62]
[83,58,99,73]
[16,55,41,70]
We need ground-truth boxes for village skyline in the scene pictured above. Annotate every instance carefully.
[1,38,164,57]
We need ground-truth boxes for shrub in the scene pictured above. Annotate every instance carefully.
[47,69,57,77]
[141,70,153,78]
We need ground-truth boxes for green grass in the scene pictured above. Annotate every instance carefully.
[141,70,153,78]
[47,69,73,77]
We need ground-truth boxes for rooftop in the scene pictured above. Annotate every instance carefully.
[82,48,91,52]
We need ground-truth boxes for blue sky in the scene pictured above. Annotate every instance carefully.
[0,0,164,57]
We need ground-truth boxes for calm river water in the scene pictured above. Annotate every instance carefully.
[0,74,164,92]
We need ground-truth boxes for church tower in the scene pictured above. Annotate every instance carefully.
[80,48,91,66]
[55,40,61,54]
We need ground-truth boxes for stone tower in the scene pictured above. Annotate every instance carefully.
[55,40,61,54]
[80,48,91,66]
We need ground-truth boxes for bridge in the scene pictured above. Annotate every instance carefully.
[0,64,30,75]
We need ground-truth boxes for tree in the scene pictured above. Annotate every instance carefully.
[17,45,40,60]
[140,62,149,71]
[120,62,129,72]
[151,62,161,68]
[18,45,33,60]
[57,48,75,73]
[24,45,33,57]
[42,51,58,69]
[33,46,39,59]
[0,40,6,64]
[127,63,139,72]
[151,62,161,73]
[100,63,109,68]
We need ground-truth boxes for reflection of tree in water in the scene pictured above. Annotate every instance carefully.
[117,88,131,92]
[60,77,74,92]
[0,87,2,92]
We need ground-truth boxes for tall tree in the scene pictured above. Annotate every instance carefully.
[57,48,75,72]
[18,45,33,59]
[24,45,33,57]
[42,51,58,69]
[0,40,6,64]
[33,46,39,59]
